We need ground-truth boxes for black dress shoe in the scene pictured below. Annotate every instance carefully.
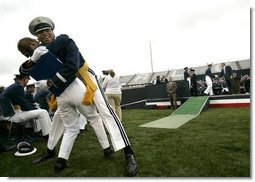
[33,149,55,164]
[104,147,114,158]
[55,158,69,173]
[125,154,138,177]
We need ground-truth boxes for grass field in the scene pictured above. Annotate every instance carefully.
[0,107,250,177]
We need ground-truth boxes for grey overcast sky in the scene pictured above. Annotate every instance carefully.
[0,0,250,87]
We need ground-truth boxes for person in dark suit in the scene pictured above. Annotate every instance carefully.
[184,67,191,89]
[190,68,197,96]
[220,63,233,94]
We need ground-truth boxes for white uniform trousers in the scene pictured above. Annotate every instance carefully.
[186,77,191,90]
[89,69,130,152]
[78,113,87,130]
[11,109,51,136]
[204,75,214,96]
[47,78,110,160]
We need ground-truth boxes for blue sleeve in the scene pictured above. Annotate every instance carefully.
[49,39,81,89]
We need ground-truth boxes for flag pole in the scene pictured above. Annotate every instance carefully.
[149,41,154,73]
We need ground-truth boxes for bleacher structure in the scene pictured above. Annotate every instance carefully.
[118,59,250,87]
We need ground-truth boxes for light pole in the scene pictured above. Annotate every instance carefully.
[149,41,154,73]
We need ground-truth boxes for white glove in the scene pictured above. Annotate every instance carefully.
[30,46,49,63]
[36,80,50,92]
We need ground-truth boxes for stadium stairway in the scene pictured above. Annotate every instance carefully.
[139,96,209,129]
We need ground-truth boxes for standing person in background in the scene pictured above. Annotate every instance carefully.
[166,77,177,109]
[190,68,197,96]
[232,72,241,94]
[204,64,214,96]
[220,63,233,94]
[184,67,191,91]
[102,69,122,121]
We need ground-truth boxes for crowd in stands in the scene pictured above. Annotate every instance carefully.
[152,67,250,96]
[154,75,169,84]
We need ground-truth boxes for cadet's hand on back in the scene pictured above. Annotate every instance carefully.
[30,46,49,63]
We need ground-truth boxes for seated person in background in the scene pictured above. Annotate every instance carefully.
[219,78,229,94]
[241,75,250,94]
[24,83,43,134]
[33,82,50,105]
[197,80,206,96]
[25,83,35,104]
[0,74,52,139]
[212,77,222,95]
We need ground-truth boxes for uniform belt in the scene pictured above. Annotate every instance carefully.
[47,94,57,112]
[76,62,98,105]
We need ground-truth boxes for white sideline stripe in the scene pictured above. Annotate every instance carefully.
[210,99,250,104]
[146,101,181,106]
[121,100,146,107]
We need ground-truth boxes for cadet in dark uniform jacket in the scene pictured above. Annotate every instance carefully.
[0,74,51,137]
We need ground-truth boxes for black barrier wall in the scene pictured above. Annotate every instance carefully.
[121,81,190,108]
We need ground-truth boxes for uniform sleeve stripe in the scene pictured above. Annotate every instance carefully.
[56,72,67,83]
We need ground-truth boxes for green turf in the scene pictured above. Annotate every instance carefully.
[172,96,209,115]
[0,108,250,177]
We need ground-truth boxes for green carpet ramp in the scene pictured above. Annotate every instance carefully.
[139,96,209,129]
[171,96,209,115]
